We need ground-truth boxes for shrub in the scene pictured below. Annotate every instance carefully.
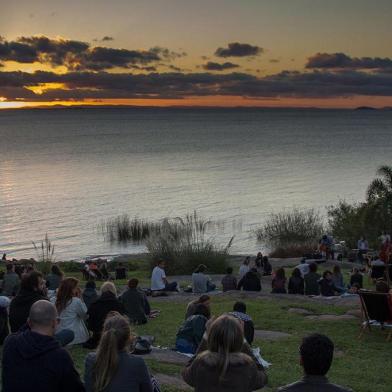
[256,208,324,257]
[32,234,55,275]
[146,212,232,274]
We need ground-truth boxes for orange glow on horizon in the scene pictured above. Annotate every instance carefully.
[1,95,392,110]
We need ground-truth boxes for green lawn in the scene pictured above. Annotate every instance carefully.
[69,294,389,392]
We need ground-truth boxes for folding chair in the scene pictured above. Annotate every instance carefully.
[358,290,392,341]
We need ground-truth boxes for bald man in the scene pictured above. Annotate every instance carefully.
[2,300,85,392]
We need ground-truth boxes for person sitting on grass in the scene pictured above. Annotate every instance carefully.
[221,267,237,292]
[151,260,178,293]
[349,268,363,289]
[9,271,48,333]
[277,333,353,391]
[2,300,85,392]
[53,277,89,345]
[182,314,267,392]
[288,268,304,295]
[1,263,20,297]
[295,259,309,278]
[192,264,216,294]
[82,280,99,309]
[319,271,338,297]
[237,268,261,292]
[120,278,151,325]
[176,303,210,354]
[84,282,124,349]
[229,301,254,345]
[115,262,127,280]
[304,263,321,296]
[46,264,64,292]
[84,313,154,392]
[271,267,287,294]
[185,294,211,319]
[331,265,345,293]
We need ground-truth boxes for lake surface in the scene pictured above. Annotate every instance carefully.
[1,107,391,260]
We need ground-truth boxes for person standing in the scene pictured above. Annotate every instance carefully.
[357,236,369,264]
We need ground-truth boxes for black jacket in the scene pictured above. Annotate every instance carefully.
[120,288,150,324]
[277,375,353,391]
[288,276,304,295]
[2,329,85,392]
[237,270,262,291]
[9,289,47,332]
[87,291,124,334]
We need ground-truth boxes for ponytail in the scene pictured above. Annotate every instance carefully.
[92,313,131,392]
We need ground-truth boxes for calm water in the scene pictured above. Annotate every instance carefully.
[1,107,391,260]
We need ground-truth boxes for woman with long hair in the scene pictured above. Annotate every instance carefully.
[53,277,89,345]
[288,268,304,295]
[84,313,153,392]
[271,267,287,294]
[182,314,267,391]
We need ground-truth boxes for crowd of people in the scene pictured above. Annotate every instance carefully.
[1,248,391,391]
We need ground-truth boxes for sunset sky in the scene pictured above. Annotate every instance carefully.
[1,0,392,108]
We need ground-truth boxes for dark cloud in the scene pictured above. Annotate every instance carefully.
[202,61,239,71]
[0,36,181,71]
[2,68,392,102]
[269,59,280,63]
[215,42,263,58]
[306,52,392,69]
[102,36,114,42]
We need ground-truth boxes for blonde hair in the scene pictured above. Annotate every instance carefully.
[206,315,243,381]
[101,281,117,296]
[93,313,133,392]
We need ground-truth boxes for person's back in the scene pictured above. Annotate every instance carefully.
[304,265,321,295]
[176,314,208,351]
[2,300,84,392]
[86,284,124,347]
[238,269,261,291]
[85,351,151,392]
[120,287,147,324]
[288,276,304,295]
[82,281,98,309]
[192,272,209,293]
[2,268,20,297]
[182,315,267,392]
[278,334,353,392]
[84,313,152,392]
[9,272,47,332]
[46,273,62,291]
[221,268,237,292]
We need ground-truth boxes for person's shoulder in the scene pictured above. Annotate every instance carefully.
[276,380,304,391]
[122,352,148,367]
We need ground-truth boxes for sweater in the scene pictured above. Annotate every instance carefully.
[182,351,267,392]
[288,276,304,294]
[221,274,237,292]
[277,375,353,391]
[84,351,152,392]
[120,288,149,324]
[9,289,48,332]
[237,271,261,291]
[176,315,208,347]
[2,329,84,392]
[304,272,321,295]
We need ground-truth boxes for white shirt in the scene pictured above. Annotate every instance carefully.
[151,266,166,290]
[296,263,309,278]
[239,264,250,280]
[51,297,88,345]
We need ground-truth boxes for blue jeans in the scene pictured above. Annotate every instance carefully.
[55,329,74,346]
[175,338,196,354]
[164,282,178,291]
[207,281,216,292]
